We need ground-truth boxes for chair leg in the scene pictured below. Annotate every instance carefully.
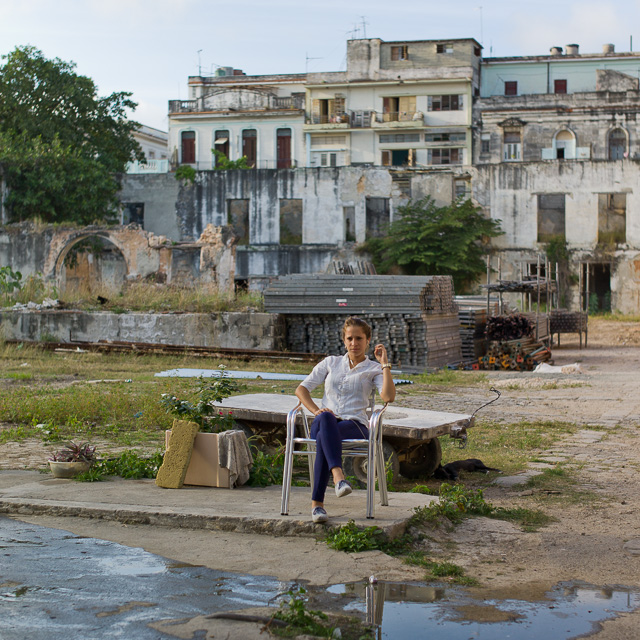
[366,426,376,519]
[280,416,296,515]
[376,441,389,506]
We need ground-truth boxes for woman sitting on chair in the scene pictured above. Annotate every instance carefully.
[295,317,396,523]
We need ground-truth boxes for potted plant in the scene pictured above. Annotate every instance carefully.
[49,441,97,478]
[160,366,242,487]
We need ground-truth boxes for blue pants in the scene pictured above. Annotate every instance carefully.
[310,412,368,503]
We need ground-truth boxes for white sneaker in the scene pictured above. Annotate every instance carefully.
[312,507,328,523]
[335,480,353,498]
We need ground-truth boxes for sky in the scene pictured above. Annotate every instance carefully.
[2,0,639,131]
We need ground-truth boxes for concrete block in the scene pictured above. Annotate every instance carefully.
[155,420,198,489]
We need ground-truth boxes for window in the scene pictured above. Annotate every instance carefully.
[311,135,346,146]
[122,203,144,227]
[227,199,250,244]
[504,81,518,96]
[537,194,565,242]
[344,206,356,242]
[474,46,482,57]
[276,128,292,169]
[319,152,337,167]
[381,149,415,166]
[503,131,521,161]
[180,131,196,164]
[213,129,229,166]
[455,179,471,199]
[382,96,416,121]
[425,132,466,142]
[391,45,409,61]
[279,199,303,244]
[242,129,257,167]
[436,43,453,54]
[481,134,491,154]
[608,128,627,160]
[598,194,626,244]
[379,133,420,143]
[554,79,567,94]
[365,197,390,239]
[427,95,463,111]
[428,148,461,165]
[311,96,346,124]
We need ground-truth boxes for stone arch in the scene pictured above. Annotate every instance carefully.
[552,127,576,159]
[607,126,628,159]
[54,231,130,293]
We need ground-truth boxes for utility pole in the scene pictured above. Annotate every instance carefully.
[197,49,202,75]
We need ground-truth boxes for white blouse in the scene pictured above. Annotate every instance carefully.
[299,353,384,426]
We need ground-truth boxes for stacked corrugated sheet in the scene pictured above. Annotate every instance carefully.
[265,275,461,371]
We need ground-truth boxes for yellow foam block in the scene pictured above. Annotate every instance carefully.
[155,419,198,489]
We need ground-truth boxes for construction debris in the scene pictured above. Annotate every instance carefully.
[264,275,461,371]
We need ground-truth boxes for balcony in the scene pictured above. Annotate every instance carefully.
[126,159,169,174]
[169,94,305,115]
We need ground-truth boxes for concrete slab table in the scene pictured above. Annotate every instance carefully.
[215,393,474,480]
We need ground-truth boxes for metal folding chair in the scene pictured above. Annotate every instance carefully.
[280,395,389,519]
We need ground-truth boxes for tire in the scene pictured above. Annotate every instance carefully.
[342,441,400,488]
[398,438,442,479]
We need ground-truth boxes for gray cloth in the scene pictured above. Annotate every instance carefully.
[217,429,253,487]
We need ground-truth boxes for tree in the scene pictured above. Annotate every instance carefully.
[362,197,503,292]
[212,150,250,170]
[0,46,143,224]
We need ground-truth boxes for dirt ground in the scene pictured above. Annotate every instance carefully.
[5,317,640,638]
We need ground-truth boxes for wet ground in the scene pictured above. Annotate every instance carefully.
[3,515,639,639]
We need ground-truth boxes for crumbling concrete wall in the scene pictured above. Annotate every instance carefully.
[0,310,284,350]
[474,160,640,313]
[0,223,236,292]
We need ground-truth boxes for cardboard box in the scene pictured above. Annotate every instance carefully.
[165,431,231,488]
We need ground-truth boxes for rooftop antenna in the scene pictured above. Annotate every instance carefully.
[305,52,323,73]
[477,6,484,45]
[360,15,369,39]
[197,49,202,75]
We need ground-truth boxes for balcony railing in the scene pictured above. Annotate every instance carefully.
[306,110,424,128]
[169,95,305,114]
[126,159,169,174]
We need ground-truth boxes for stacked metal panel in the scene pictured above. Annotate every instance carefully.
[265,275,461,371]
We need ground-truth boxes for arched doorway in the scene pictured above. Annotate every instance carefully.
[608,128,627,159]
[554,129,575,159]
[58,235,128,295]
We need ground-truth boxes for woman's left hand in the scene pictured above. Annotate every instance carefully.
[373,343,388,365]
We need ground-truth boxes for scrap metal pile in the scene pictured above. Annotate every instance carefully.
[264,274,461,371]
[472,313,551,371]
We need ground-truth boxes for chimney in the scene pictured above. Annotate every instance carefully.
[602,43,615,54]
[565,43,579,55]
[550,46,563,56]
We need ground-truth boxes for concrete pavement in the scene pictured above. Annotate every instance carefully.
[0,470,437,538]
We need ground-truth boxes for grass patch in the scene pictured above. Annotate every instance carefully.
[404,551,479,586]
[5,372,33,380]
[439,418,578,475]
[410,483,551,532]
[523,466,598,505]
[405,369,487,387]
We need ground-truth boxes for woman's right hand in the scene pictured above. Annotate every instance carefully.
[314,407,335,417]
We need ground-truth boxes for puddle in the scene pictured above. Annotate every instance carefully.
[324,580,640,639]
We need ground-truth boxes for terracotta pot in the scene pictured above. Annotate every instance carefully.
[49,461,91,479]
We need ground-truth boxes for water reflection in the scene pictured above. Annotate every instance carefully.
[326,580,640,640]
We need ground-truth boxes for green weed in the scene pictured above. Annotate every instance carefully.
[75,450,163,481]
[273,587,334,638]
[246,447,284,487]
[404,552,479,585]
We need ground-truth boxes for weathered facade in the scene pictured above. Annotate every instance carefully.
[0,223,237,293]
[474,43,640,313]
